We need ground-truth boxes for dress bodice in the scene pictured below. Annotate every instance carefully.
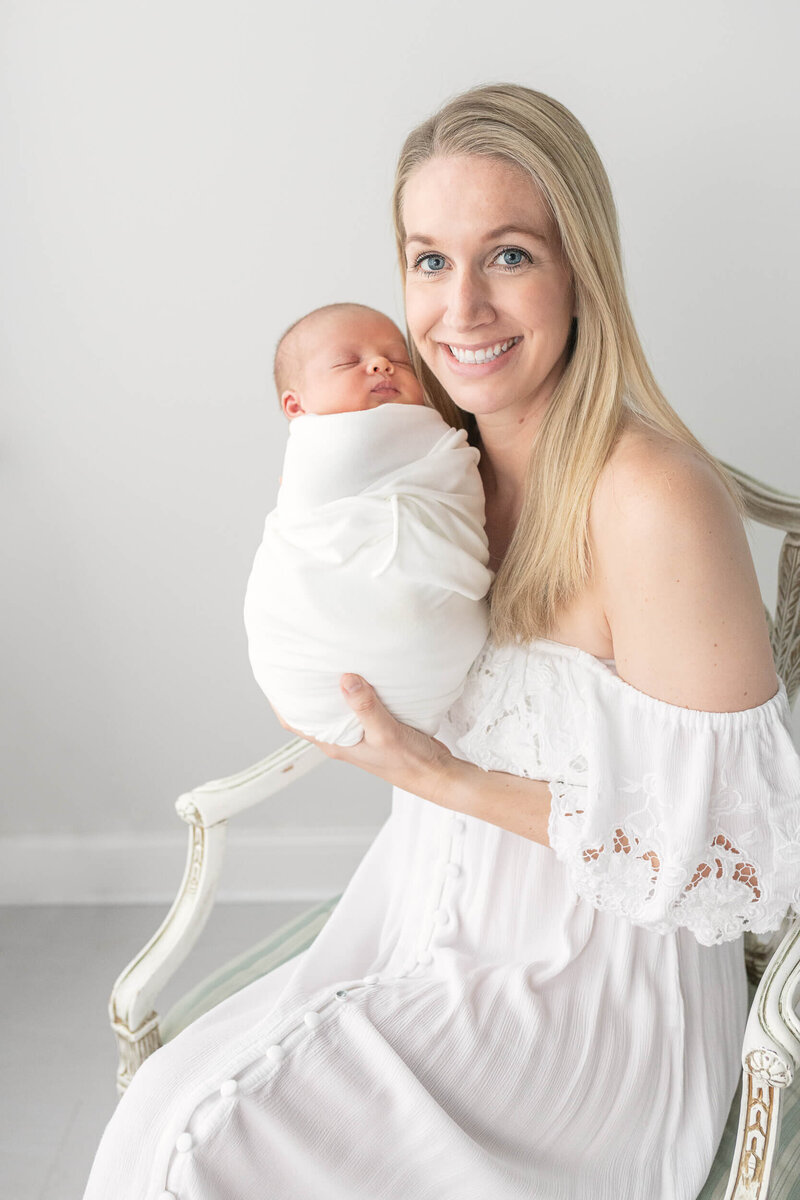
[435,635,800,946]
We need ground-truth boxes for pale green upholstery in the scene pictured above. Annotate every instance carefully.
[160,896,341,1043]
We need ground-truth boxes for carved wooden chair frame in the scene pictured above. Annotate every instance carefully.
[107,463,800,1200]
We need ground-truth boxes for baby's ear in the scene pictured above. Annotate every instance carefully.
[281,389,303,419]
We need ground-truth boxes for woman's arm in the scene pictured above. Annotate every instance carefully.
[275,677,554,846]
[436,757,553,844]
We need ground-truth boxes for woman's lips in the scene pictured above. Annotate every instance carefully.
[440,338,522,377]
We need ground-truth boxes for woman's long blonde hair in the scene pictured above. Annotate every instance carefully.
[392,83,744,645]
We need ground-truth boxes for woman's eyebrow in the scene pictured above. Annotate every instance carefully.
[405,224,550,248]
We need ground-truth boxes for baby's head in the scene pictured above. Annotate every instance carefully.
[274,303,424,419]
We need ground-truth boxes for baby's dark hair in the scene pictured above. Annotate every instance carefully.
[273,302,389,400]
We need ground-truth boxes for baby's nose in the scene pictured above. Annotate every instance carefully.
[366,356,394,375]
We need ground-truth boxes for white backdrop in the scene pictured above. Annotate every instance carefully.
[2,0,798,900]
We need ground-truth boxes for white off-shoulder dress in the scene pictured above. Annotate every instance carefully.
[83,637,800,1200]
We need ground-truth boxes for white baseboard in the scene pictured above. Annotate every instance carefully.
[0,827,380,904]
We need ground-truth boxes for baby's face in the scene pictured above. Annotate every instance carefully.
[282,311,424,419]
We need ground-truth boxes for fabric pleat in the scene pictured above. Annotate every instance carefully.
[82,634,799,1200]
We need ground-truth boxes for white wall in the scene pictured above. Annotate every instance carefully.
[2,1,798,896]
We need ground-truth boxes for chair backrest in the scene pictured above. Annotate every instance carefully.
[721,462,800,983]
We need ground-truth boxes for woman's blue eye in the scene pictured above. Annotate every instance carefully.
[496,247,530,269]
[415,253,446,274]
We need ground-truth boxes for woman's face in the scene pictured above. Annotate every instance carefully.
[401,155,575,425]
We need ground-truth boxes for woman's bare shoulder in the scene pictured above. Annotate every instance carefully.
[588,413,777,710]
[592,414,726,522]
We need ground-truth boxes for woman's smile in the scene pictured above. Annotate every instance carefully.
[441,335,523,374]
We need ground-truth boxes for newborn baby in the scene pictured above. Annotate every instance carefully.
[243,302,493,746]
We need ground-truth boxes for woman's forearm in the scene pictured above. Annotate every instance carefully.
[437,757,554,849]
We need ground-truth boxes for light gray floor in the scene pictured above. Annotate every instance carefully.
[0,902,313,1200]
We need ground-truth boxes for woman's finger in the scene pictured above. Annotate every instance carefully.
[335,672,457,799]
[340,674,395,739]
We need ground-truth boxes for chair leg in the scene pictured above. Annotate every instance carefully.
[723,1062,786,1199]
[110,1010,162,1096]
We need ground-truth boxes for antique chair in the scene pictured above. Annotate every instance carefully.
[108,463,800,1200]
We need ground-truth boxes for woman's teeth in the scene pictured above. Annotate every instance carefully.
[447,336,521,365]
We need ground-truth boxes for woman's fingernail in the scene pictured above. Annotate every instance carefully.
[343,675,363,693]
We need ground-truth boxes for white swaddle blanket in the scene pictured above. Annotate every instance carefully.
[243,402,494,745]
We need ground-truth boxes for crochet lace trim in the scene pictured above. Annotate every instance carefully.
[438,638,799,946]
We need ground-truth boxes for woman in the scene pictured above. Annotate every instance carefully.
[83,84,800,1200]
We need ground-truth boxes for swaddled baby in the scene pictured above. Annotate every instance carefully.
[243,302,493,746]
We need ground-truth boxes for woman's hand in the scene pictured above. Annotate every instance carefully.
[272,674,459,809]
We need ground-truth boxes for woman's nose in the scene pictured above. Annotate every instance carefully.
[445,269,495,331]
[366,356,394,375]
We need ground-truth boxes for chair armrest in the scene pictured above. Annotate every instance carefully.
[720,463,800,533]
[723,910,800,1199]
[108,737,327,1093]
[175,737,327,827]
[741,909,800,1084]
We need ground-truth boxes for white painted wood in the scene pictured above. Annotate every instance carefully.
[175,738,328,826]
[110,817,227,1092]
[108,741,333,1091]
[718,465,800,1199]
[721,913,800,1199]
[108,740,388,1090]
[721,463,800,708]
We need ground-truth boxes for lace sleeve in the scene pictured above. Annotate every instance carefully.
[546,668,800,946]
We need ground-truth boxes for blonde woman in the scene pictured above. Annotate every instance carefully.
[83,84,800,1200]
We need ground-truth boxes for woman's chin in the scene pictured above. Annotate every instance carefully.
[442,383,513,417]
